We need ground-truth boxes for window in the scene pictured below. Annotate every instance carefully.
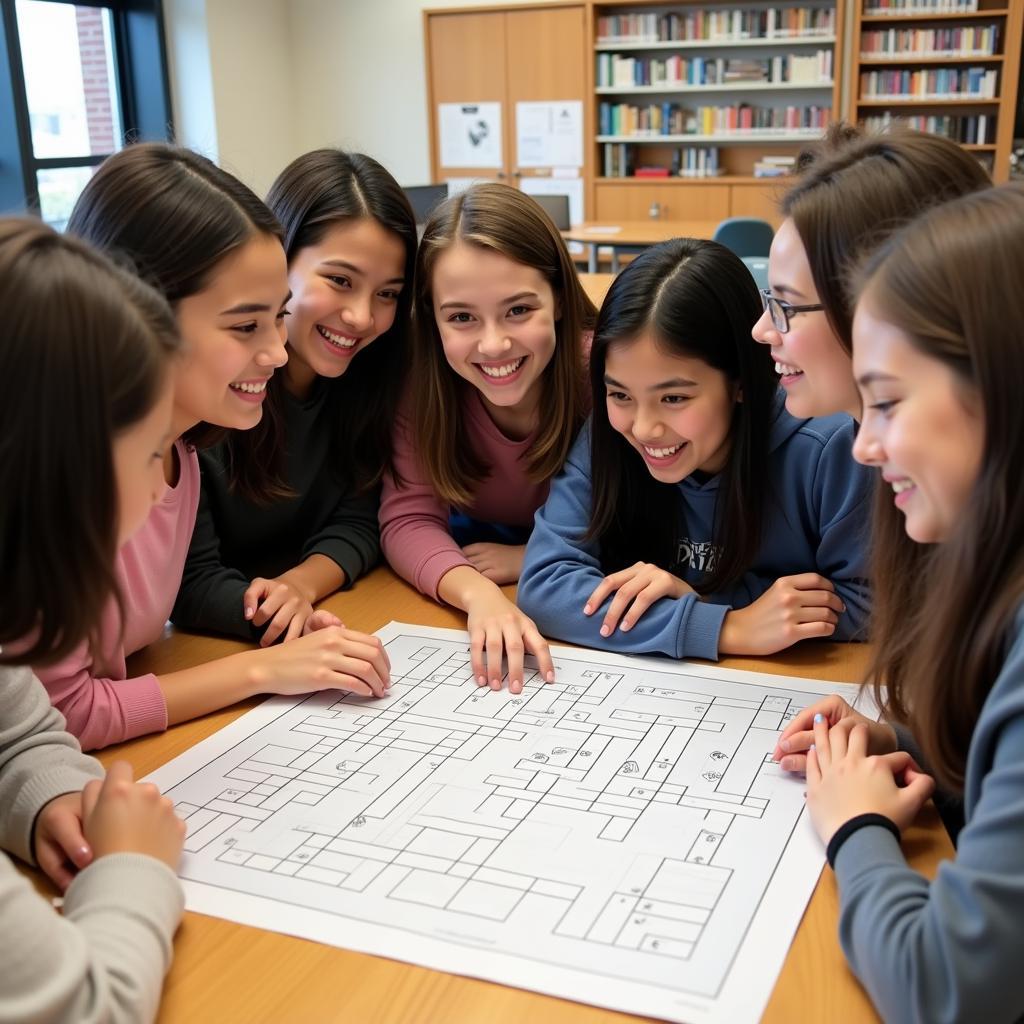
[0,0,172,227]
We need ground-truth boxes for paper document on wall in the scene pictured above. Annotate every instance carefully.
[517,101,583,168]
[439,102,502,168]
[146,622,876,1024]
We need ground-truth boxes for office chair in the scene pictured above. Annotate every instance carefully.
[403,183,449,225]
[741,256,770,291]
[712,217,775,258]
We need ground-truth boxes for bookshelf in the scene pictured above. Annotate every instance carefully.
[846,0,1023,180]
[587,0,845,222]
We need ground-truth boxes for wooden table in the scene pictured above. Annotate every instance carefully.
[564,220,721,273]
[578,271,616,309]
[74,566,951,1023]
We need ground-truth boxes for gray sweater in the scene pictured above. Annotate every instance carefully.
[834,608,1024,1023]
[0,660,183,1022]
[172,383,380,640]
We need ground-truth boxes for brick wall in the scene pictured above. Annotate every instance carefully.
[76,6,115,153]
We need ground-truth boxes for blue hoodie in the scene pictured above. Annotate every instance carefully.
[518,391,872,660]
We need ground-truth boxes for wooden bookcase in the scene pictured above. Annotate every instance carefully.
[586,0,845,222]
[846,0,1023,181]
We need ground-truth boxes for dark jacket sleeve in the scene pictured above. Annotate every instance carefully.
[300,484,381,588]
[170,486,259,641]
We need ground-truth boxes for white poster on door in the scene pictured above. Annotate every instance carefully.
[439,102,502,168]
[516,101,583,168]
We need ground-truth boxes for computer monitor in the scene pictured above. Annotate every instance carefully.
[403,183,448,225]
[530,193,571,231]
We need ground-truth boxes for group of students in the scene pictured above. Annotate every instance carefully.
[0,121,1021,1021]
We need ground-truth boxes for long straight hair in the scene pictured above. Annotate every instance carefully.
[785,123,991,356]
[0,219,180,666]
[411,183,594,509]
[858,184,1024,793]
[66,142,285,459]
[587,238,776,592]
[228,149,418,501]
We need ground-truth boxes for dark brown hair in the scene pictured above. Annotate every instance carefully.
[230,149,418,501]
[0,218,180,666]
[784,123,991,356]
[66,142,284,456]
[410,183,594,509]
[857,184,1024,793]
[586,238,776,590]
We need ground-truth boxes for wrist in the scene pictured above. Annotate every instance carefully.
[718,610,744,655]
[231,650,266,699]
[278,571,315,605]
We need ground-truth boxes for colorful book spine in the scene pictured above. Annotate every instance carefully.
[598,101,831,136]
[863,111,993,143]
[860,24,1000,57]
[860,66,998,98]
[596,51,833,87]
[596,6,835,44]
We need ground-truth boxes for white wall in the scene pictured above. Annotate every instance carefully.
[164,0,536,191]
[164,0,295,196]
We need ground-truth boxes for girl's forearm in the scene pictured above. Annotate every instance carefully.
[437,564,500,612]
[278,554,346,604]
[158,651,262,726]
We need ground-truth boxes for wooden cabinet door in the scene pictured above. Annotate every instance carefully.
[426,11,508,182]
[504,6,588,182]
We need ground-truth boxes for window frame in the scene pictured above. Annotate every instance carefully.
[0,0,173,216]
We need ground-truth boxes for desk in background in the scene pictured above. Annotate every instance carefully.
[58,566,953,1024]
[564,220,720,274]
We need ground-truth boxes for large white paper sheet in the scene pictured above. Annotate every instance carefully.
[439,102,502,168]
[516,100,584,168]
[147,623,871,1023]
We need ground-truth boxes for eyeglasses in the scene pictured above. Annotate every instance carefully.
[760,289,825,334]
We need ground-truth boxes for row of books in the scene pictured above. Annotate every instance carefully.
[596,7,835,44]
[602,145,726,177]
[863,112,993,143]
[596,52,833,87]
[860,66,998,98]
[860,24,1000,57]
[599,101,832,136]
[753,154,798,177]
[864,0,979,12]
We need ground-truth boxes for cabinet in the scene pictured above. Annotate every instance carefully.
[424,3,590,185]
[846,0,1023,181]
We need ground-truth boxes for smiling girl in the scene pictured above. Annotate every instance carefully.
[37,144,389,751]
[172,150,417,645]
[775,184,1024,1024]
[379,183,595,693]
[752,125,989,420]
[518,238,873,660]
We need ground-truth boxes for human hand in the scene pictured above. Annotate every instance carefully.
[81,761,185,871]
[466,588,554,694]
[718,573,845,656]
[33,791,93,891]
[774,696,897,773]
[583,562,694,636]
[301,610,345,635]
[462,543,527,586]
[244,576,315,647]
[806,718,935,847]
[246,625,391,698]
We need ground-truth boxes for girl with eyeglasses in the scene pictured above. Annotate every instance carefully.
[776,184,1024,1024]
[752,123,989,421]
[518,238,873,660]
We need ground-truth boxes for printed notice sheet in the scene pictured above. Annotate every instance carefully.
[147,622,870,1023]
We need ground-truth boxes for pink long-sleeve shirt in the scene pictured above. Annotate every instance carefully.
[380,388,550,600]
[35,441,200,750]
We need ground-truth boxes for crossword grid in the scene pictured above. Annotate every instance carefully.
[169,632,807,969]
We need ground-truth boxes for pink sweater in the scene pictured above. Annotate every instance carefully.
[36,441,200,750]
[380,389,550,600]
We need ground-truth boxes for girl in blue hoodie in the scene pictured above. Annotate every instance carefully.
[518,238,872,660]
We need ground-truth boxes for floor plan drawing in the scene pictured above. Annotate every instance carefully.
[147,622,872,1023]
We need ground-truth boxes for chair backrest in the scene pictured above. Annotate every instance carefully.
[530,193,571,231]
[741,256,770,291]
[403,183,449,225]
[712,217,775,258]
